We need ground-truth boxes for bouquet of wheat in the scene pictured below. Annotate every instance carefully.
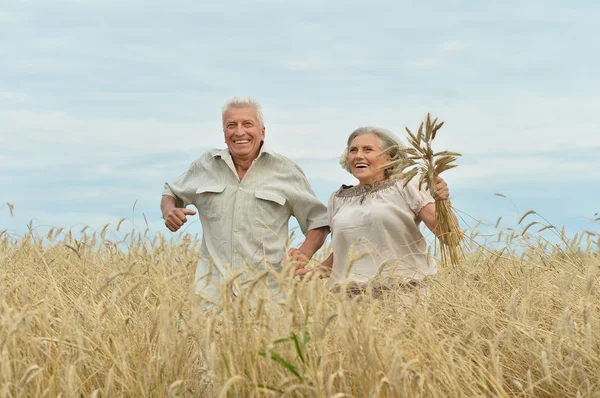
[384,113,463,267]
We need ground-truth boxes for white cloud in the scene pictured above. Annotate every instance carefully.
[283,59,324,70]
[32,37,70,51]
[0,110,222,162]
[448,155,598,190]
[0,11,19,22]
[13,58,67,71]
[440,40,469,53]
[0,92,31,104]
[299,159,355,185]
[60,187,158,202]
[411,58,445,69]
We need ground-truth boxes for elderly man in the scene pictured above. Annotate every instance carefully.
[161,96,329,303]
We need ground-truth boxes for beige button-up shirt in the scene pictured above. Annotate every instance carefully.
[163,146,328,301]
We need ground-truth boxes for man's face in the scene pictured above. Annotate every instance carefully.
[223,106,265,160]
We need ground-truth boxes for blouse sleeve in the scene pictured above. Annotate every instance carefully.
[399,177,435,216]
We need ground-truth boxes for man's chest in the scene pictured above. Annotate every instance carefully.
[192,163,297,223]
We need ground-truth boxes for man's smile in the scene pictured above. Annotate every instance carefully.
[233,139,251,144]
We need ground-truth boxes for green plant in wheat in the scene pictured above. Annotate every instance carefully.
[384,113,464,266]
[257,305,312,392]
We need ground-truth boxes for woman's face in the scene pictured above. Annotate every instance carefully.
[347,133,389,185]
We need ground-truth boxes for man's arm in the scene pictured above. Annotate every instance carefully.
[295,252,333,278]
[283,226,330,270]
[161,195,177,219]
[161,195,197,232]
[297,226,329,258]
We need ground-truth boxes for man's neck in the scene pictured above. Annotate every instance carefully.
[230,142,265,180]
[231,152,259,180]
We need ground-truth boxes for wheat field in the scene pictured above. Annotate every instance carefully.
[1,216,599,397]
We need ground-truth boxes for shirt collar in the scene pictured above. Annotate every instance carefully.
[210,143,274,160]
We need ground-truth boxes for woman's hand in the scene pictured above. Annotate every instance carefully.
[295,253,333,279]
[419,176,458,236]
[295,264,330,279]
[432,176,450,201]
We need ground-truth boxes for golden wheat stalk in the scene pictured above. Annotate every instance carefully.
[383,113,464,267]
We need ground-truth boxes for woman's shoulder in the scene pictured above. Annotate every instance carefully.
[333,184,355,197]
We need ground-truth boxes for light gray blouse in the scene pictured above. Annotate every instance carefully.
[327,178,436,290]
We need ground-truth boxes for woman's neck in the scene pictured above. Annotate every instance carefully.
[357,175,388,186]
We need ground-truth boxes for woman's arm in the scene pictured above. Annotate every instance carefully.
[418,176,458,237]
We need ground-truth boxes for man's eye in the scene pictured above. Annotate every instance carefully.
[243,122,253,127]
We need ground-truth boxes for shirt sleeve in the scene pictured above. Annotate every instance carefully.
[327,192,336,233]
[290,172,329,235]
[399,177,435,216]
[162,161,198,208]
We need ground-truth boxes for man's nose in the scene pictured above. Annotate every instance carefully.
[233,124,245,135]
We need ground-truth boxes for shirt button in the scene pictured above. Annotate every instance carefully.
[234,228,239,232]
[238,187,243,191]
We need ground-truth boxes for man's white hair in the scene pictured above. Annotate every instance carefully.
[221,96,264,127]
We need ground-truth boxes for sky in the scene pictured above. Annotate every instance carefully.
[0,0,598,244]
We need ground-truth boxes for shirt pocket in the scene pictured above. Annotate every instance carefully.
[253,189,287,229]
[196,185,226,222]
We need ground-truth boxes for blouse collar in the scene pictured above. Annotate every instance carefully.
[335,179,396,198]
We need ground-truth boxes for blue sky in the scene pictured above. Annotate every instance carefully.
[0,0,598,242]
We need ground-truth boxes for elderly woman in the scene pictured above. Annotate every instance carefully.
[296,126,455,299]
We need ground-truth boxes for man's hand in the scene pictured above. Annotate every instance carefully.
[164,208,197,232]
[295,264,330,279]
[295,252,333,279]
[295,266,313,278]
[281,248,310,270]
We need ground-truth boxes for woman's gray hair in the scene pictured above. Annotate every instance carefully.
[221,96,265,127]
[340,126,407,177]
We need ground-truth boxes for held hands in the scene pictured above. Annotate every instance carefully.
[282,248,325,279]
[295,264,329,279]
[164,208,197,232]
[281,248,310,271]
[432,176,450,201]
